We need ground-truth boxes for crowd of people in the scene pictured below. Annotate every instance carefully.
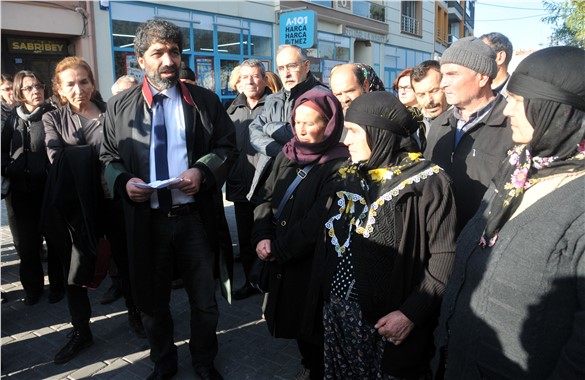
[1,17,583,380]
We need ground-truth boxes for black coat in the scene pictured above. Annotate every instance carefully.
[310,161,458,378]
[424,95,513,230]
[100,81,237,314]
[225,89,270,203]
[1,104,54,193]
[252,152,346,341]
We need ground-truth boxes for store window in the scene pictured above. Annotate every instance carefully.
[317,33,350,61]
[193,14,214,53]
[217,17,242,55]
[109,1,272,103]
[353,1,385,22]
[250,22,272,57]
[309,0,333,7]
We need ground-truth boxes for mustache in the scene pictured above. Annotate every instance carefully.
[425,102,439,109]
[159,65,177,73]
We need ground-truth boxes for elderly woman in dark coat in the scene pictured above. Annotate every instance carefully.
[433,46,585,380]
[253,88,349,380]
[319,91,458,379]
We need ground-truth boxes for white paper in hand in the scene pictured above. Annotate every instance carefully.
[131,177,183,189]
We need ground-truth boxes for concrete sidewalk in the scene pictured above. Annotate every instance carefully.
[0,200,301,379]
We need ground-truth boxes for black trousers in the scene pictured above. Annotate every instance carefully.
[11,189,64,298]
[297,338,324,379]
[233,201,256,282]
[142,209,219,375]
[44,207,91,328]
[43,198,133,328]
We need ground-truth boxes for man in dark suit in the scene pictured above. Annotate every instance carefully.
[100,19,236,380]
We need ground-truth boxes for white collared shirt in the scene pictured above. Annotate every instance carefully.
[149,84,194,208]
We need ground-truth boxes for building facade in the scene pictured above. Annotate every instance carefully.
[1,1,475,103]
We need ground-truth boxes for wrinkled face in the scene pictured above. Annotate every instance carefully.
[343,121,371,162]
[503,92,534,144]
[397,76,417,107]
[276,47,310,91]
[20,76,46,111]
[440,63,482,109]
[294,104,327,144]
[58,66,95,110]
[412,70,448,119]
[138,41,181,90]
[330,68,367,112]
[0,80,14,103]
[240,65,267,101]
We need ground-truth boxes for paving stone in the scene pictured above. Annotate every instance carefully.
[1,198,302,379]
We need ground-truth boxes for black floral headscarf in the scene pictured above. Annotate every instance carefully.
[355,63,386,92]
[480,46,585,247]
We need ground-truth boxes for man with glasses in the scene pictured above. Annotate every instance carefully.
[247,44,327,200]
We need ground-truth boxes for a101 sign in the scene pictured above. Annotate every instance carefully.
[279,10,317,49]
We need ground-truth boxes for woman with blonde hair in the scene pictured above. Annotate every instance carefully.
[43,56,143,365]
[265,71,283,94]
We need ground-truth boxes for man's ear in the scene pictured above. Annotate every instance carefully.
[478,73,491,88]
[495,50,506,66]
[137,55,145,70]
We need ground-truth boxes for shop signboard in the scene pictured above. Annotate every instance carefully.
[279,10,317,49]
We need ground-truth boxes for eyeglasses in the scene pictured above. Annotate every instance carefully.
[22,84,45,93]
[398,85,413,92]
[277,61,307,73]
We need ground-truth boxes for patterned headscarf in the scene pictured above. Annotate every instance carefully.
[354,63,385,92]
[282,88,349,165]
[480,46,585,247]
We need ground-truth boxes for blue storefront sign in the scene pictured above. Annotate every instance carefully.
[279,10,317,48]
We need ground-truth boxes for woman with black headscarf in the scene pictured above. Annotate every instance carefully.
[253,88,349,380]
[319,91,458,379]
[433,46,585,379]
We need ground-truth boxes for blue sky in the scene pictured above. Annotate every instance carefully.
[474,1,555,50]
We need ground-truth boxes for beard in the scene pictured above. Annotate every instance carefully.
[145,65,178,90]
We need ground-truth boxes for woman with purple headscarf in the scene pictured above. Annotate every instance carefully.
[253,88,349,380]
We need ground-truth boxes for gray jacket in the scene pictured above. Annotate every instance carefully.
[247,74,328,199]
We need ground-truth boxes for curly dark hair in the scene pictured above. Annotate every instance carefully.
[134,19,183,57]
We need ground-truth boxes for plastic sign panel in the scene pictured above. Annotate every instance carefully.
[279,10,317,48]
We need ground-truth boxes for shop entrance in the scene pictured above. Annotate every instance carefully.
[1,36,69,89]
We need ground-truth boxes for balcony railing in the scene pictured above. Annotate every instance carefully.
[401,14,421,35]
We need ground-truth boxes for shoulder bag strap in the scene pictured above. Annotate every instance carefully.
[273,164,314,222]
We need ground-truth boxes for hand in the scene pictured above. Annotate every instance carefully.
[256,239,273,261]
[374,310,415,346]
[126,177,155,203]
[171,168,203,196]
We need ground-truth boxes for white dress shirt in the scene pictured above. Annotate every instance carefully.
[149,84,194,208]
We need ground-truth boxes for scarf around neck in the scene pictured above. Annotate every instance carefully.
[282,88,349,165]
